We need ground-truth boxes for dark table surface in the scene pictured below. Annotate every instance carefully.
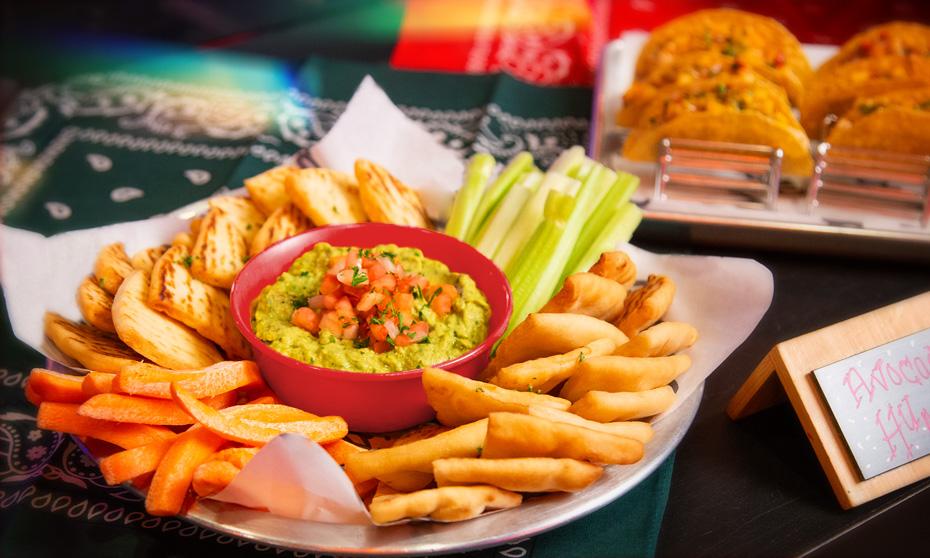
[3,2,930,556]
[639,229,930,558]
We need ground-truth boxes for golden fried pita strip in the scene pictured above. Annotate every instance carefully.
[525,404,654,443]
[569,387,677,422]
[559,354,690,402]
[208,196,265,245]
[112,271,223,370]
[94,243,134,295]
[355,159,432,228]
[541,273,628,322]
[376,423,452,492]
[286,168,366,225]
[244,166,297,216]
[76,275,115,333]
[148,245,251,359]
[589,251,637,289]
[423,367,570,427]
[614,275,676,337]
[130,246,168,275]
[249,202,312,257]
[483,412,644,464]
[369,485,521,524]
[345,419,487,483]
[489,338,616,393]
[614,322,698,357]
[44,312,142,373]
[190,207,248,289]
[484,313,628,378]
[434,457,603,492]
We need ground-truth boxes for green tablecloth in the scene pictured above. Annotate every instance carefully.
[0,49,674,558]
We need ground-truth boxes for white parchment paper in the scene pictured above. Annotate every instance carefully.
[310,76,466,222]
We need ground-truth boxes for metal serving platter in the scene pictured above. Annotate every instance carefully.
[591,33,930,261]
[181,385,701,556]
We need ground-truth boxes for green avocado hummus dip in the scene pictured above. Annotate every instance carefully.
[252,243,491,373]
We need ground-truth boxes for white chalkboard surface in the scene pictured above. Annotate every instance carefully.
[814,327,930,480]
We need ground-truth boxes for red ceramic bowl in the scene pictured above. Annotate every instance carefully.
[230,224,512,433]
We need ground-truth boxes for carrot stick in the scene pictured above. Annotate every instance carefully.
[82,372,115,396]
[114,361,264,399]
[37,402,175,449]
[27,368,86,403]
[208,446,258,469]
[78,391,238,425]
[222,403,316,422]
[322,439,366,466]
[146,426,225,516]
[172,385,347,446]
[191,460,241,498]
[98,438,176,485]
[24,382,43,406]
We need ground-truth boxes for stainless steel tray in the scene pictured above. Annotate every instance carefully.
[590,34,930,261]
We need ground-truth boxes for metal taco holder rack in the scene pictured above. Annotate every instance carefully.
[590,37,930,262]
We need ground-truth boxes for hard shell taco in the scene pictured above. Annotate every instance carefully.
[617,52,804,127]
[634,9,812,95]
[622,74,813,176]
[817,21,930,75]
[800,54,930,137]
[827,87,930,155]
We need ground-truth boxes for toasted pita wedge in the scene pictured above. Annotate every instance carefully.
[44,312,142,373]
[148,245,251,359]
[190,207,248,289]
[94,243,134,295]
[208,196,265,245]
[130,246,168,274]
[355,159,432,228]
[76,275,115,333]
[249,202,312,257]
[112,271,223,370]
[244,166,297,216]
[171,232,193,249]
[286,168,366,225]
[189,216,204,237]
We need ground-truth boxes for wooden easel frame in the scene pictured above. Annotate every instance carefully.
[727,291,930,509]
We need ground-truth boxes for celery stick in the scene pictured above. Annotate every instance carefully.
[472,171,542,259]
[513,165,610,316]
[547,145,586,176]
[571,157,597,182]
[570,204,643,276]
[505,190,576,333]
[564,172,640,276]
[492,172,579,270]
[445,153,496,240]
[465,152,535,243]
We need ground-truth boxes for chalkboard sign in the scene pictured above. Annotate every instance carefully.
[813,328,930,480]
[727,291,930,509]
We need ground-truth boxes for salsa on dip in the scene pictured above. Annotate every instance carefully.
[252,243,491,373]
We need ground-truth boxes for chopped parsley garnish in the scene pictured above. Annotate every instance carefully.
[578,352,586,363]
[350,267,368,287]
[385,336,396,347]
[475,386,484,393]
[526,384,535,392]
[353,338,370,349]
[380,251,396,261]
[715,83,729,100]
[412,284,424,300]
[476,446,483,458]
[292,298,306,309]
[359,248,373,258]
[420,336,430,344]
[299,271,309,277]
[181,255,193,268]
[98,277,105,288]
